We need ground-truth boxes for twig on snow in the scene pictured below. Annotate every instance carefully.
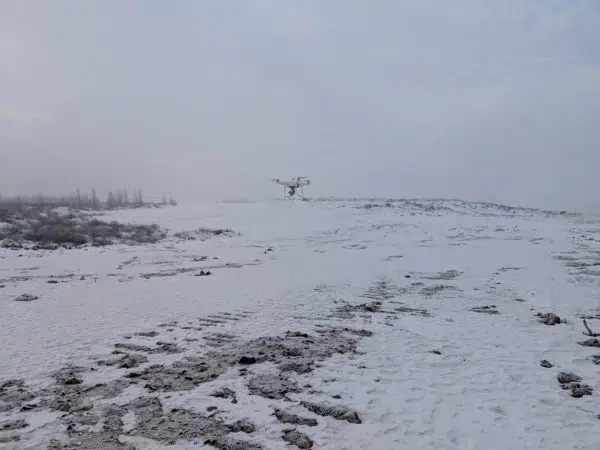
[582,319,600,337]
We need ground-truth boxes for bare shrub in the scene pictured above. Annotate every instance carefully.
[0,208,167,249]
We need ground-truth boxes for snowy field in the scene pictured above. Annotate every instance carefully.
[1,198,600,449]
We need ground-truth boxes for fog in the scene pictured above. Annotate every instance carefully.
[1,1,599,211]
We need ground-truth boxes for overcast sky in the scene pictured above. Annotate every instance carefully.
[1,1,599,211]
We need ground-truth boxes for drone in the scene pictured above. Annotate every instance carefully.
[271,176,310,199]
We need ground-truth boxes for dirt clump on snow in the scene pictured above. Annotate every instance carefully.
[470,305,499,314]
[557,372,593,398]
[13,293,39,302]
[569,384,594,398]
[557,372,581,384]
[537,312,563,325]
[300,401,361,424]
[273,409,318,426]
[282,428,314,448]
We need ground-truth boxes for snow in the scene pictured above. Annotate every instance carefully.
[1,199,600,449]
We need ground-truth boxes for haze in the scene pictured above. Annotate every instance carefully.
[1,1,599,212]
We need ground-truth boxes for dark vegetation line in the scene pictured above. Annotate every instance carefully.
[0,188,177,213]
[0,189,178,250]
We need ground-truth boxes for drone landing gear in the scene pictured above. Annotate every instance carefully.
[282,185,305,199]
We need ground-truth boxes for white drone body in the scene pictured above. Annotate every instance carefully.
[271,176,310,198]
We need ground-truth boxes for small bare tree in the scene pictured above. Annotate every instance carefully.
[91,189,100,210]
[107,191,115,209]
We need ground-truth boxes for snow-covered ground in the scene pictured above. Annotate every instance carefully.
[1,198,599,449]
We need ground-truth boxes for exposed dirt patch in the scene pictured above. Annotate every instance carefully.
[203,436,263,450]
[203,332,237,348]
[361,278,405,301]
[210,387,237,403]
[121,329,362,394]
[0,434,21,444]
[419,270,462,280]
[113,341,184,354]
[0,305,374,447]
[230,329,362,375]
[126,397,257,445]
[47,405,133,449]
[45,395,261,449]
[39,372,130,414]
[97,353,148,369]
[0,379,35,412]
[335,301,383,316]
[420,284,457,296]
[0,418,28,431]
[173,228,238,241]
[140,267,198,279]
[135,330,159,338]
[393,305,432,317]
[248,373,301,400]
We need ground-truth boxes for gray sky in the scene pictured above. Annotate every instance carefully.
[1,1,599,211]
